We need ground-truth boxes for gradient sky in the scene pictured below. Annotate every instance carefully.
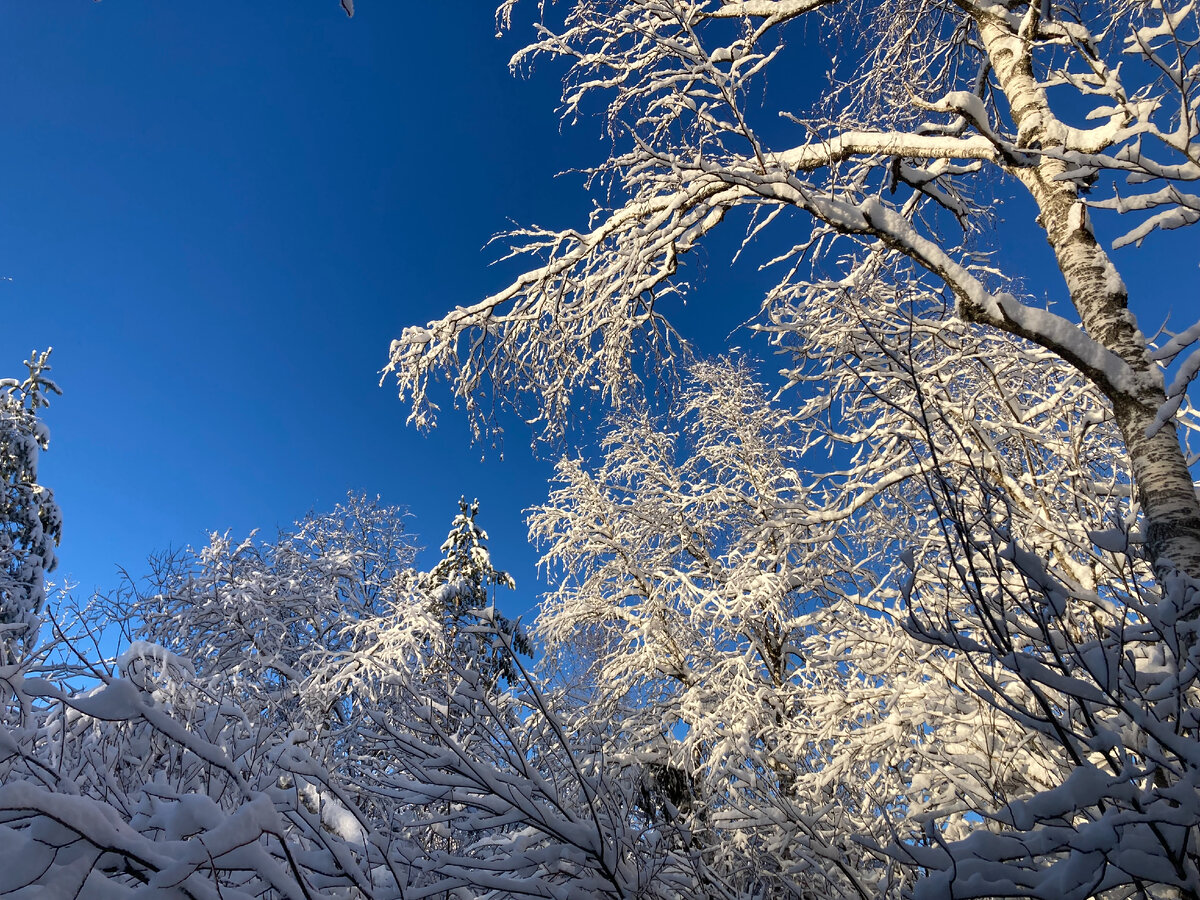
[1,4,1194,626]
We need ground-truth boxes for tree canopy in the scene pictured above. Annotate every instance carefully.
[3,1,1200,897]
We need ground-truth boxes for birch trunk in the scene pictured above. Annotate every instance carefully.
[977,13,1200,580]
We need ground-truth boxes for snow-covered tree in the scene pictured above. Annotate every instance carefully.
[528,341,1143,897]
[4,0,1199,895]
[0,349,61,665]
[421,497,531,686]
[387,0,1200,583]
[529,359,873,896]
[0,496,546,898]
[769,280,1200,897]
[384,1,1200,895]
[123,493,420,744]
[0,497,426,897]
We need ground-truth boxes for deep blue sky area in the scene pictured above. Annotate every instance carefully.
[1,4,1194,626]
[0,2,591,610]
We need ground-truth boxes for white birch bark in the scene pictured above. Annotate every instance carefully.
[973,9,1200,580]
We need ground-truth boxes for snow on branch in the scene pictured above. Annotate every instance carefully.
[384,178,742,438]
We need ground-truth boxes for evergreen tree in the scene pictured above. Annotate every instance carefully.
[0,350,61,664]
[422,498,531,685]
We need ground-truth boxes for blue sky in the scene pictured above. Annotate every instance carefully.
[0,3,595,610]
[1,4,1194,625]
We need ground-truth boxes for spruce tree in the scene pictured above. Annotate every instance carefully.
[423,497,530,685]
[0,350,61,664]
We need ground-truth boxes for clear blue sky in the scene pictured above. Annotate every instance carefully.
[1,4,1193,623]
[0,3,584,609]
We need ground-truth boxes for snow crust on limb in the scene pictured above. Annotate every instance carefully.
[388,0,1200,580]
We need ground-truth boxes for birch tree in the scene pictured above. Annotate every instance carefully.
[382,1,1200,894]
[386,0,1200,583]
